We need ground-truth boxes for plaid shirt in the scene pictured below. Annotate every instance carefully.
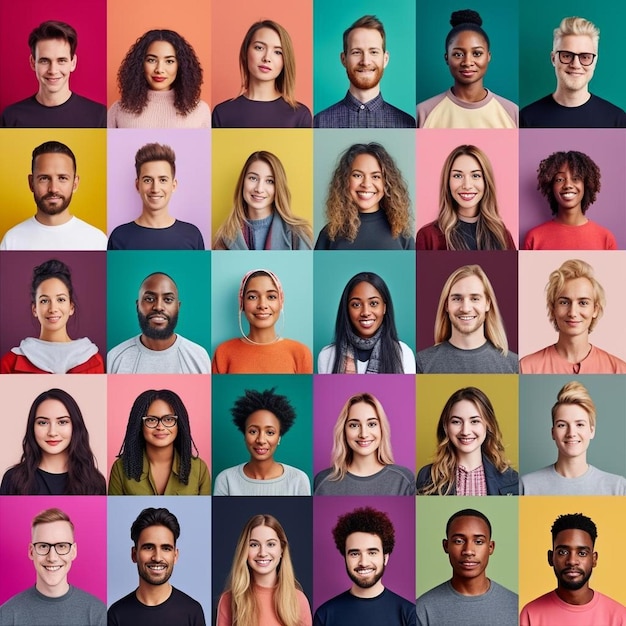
[456,464,488,496]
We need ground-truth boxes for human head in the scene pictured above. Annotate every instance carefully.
[130,507,180,547]
[537,151,601,215]
[136,272,180,340]
[231,387,296,436]
[545,259,605,332]
[342,15,386,54]
[134,142,176,179]
[551,513,597,547]
[551,381,596,430]
[31,141,77,175]
[332,506,395,556]
[552,16,599,54]
[444,9,490,53]
[238,269,284,311]
[29,20,78,59]
[445,508,492,538]
[30,258,76,314]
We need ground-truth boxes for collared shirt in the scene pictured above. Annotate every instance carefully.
[456,464,487,496]
[314,91,416,128]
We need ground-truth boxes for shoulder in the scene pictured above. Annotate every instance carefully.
[519,346,551,373]
[169,587,204,610]
[416,581,450,605]
[417,92,449,126]
[520,95,554,126]
[313,467,333,492]
[589,345,626,373]
[416,221,446,250]
[313,99,347,127]
[314,225,332,249]
[107,337,139,370]
[317,345,335,374]
[379,98,416,126]
[415,464,433,489]
[588,94,626,115]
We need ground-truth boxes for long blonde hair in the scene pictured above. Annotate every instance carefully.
[224,514,303,626]
[213,150,313,249]
[434,264,509,355]
[437,145,512,250]
[328,393,394,481]
[419,387,511,495]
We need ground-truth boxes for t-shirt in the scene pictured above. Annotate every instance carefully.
[212,95,312,128]
[313,588,416,626]
[1,93,106,128]
[520,93,626,128]
[416,580,518,626]
[522,219,617,250]
[416,341,519,374]
[520,464,626,496]
[520,590,626,626]
[213,463,311,496]
[314,465,415,496]
[0,585,106,626]
[0,467,68,495]
[0,216,107,250]
[107,220,205,250]
[519,344,626,374]
[107,587,205,626]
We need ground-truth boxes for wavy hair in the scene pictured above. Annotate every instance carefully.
[418,387,511,495]
[328,393,394,481]
[434,264,509,355]
[117,29,203,115]
[6,389,105,495]
[213,151,312,249]
[437,145,513,250]
[116,389,199,486]
[224,514,302,626]
[324,143,412,242]
[551,381,597,430]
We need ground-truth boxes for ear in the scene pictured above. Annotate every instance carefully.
[135,178,140,193]
[28,174,34,192]
[485,298,491,312]
[172,178,178,192]
[488,540,494,555]
[72,175,79,192]
[592,551,597,568]
[340,52,347,68]
[173,547,179,564]
[443,539,449,554]
[383,553,389,566]
[70,54,77,72]
[551,426,556,441]
[383,51,389,68]
[70,542,77,561]
[589,424,595,440]
[547,549,554,566]
[69,301,75,316]
[550,51,556,67]
[444,52,449,65]
[131,546,137,563]
[30,55,36,71]
[28,543,35,561]
[487,51,492,63]
[32,303,38,318]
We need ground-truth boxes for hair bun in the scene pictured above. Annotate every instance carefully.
[33,258,72,281]
[450,9,482,28]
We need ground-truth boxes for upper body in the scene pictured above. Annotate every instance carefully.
[213,462,310,496]
[416,220,516,251]
[416,579,518,626]
[520,344,626,374]
[0,585,106,626]
[314,464,415,496]
[417,88,518,128]
[416,340,519,374]
[107,220,205,250]
[0,467,68,495]
[317,341,416,374]
[212,94,311,127]
[520,463,626,496]
[523,219,617,250]
[107,334,211,374]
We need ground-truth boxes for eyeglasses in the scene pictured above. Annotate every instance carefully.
[142,415,178,429]
[555,50,596,66]
[32,542,74,556]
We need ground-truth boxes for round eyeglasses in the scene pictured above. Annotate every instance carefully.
[32,542,74,556]
[555,50,596,66]
[142,415,178,429]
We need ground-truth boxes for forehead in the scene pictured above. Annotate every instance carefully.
[449,30,488,49]
[347,401,378,421]
[553,403,591,424]
[35,398,69,417]
[250,27,281,47]
[137,524,176,546]
[33,152,74,175]
[32,520,73,542]
[345,531,383,552]
[556,34,596,53]
[347,27,384,49]
[146,398,174,415]
[145,40,177,57]
[349,281,382,300]
[449,399,481,419]
[34,38,72,59]
[449,274,485,296]
[351,153,381,172]
[245,274,278,293]
[245,409,280,430]
[451,154,482,172]
[245,160,274,177]
[553,528,593,548]
[35,277,70,296]
[249,524,280,543]
[557,277,594,298]
[139,160,174,179]
[447,515,490,538]
[140,274,178,296]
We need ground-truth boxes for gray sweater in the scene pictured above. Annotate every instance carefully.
[520,464,626,495]
[416,340,518,373]
[314,464,416,495]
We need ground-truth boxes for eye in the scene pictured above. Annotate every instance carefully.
[247,175,258,182]
[554,177,564,183]
[473,51,483,57]
[274,50,282,56]
[267,294,277,300]
[144,295,155,302]
[350,301,362,309]
[266,430,276,436]
[450,295,460,301]
[35,419,50,427]
[267,541,277,547]
[145,57,156,64]
[246,294,258,300]
[266,178,275,185]
[248,428,258,435]
[369,299,380,307]
[579,300,590,306]
[347,422,359,429]
[472,173,483,179]
[452,51,464,58]
[164,296,175,304]
[557,548,569,556]
[166,58,176,64]
[254,44,264,51]
[367,421,378,428]
[449,418,461,426]
[351,172,363,179]
[475,539,484,544]
[58,419,71,426]
[452,538,464,544]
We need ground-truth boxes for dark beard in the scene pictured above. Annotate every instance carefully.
[137,309,178,340]
[35,192,72,215]
[557,567,593,591]
[346,561,385,589]
[137,563,173,586]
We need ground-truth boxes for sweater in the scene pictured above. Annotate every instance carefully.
[314,465,416,496]
[519,344,626,374]
[107,220,205,250]
[213,463,310,496]
[107,90,211,128]
[523,219,617,250]
[212,95,312,128]
[212,337,313,374]
[416,341,519,374]
[415,220,516,250]
[317,341,416,374]
[520,464,626,496]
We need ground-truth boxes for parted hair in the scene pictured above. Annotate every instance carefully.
[343,15,386,53]
[29,20,78,58]
[553,16,600,52]
[551,381,597,429]
[551,512,597,546]
[332,506,395,555]
[135,143,176,178]
[231,387,296,435]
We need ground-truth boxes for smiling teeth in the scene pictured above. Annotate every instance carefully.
[44,566,62,571]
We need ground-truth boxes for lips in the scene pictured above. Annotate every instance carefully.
[148,314,169,323]
[151,76,167,82]
[45,440,62,446]
[43,565,62,571]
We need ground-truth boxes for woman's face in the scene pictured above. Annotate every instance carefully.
[448,154,485,218]
[446,30,490,87]
[247,27,284,85]
[247,524,282,582]
[142,399,178,449]
[348,153,384,213]
[32,277,74,336]
[34,399,73,457]
[445,400,487,457]
[344,401,381,459]
[143,40,178,91]
[244,410,281,462]
[242,160,275,219]
[347,281,386,339]
[243,275,281,330]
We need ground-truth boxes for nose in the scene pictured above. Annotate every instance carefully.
[568,54,582,68]
[565,551,579,566]
[47,422,58,436]
[462,543,475,556]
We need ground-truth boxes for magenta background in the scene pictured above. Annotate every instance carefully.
[312,495,415,611]
[415,128,519,243]
[518,250,626,360]
[518,129,626,248]
[0,495,107,603]
[106,374,211,478]
[0,251,107,356]
[0,0,107,110]
[312,374,416,473]
[415,250,518,353]
[106,129,211,245]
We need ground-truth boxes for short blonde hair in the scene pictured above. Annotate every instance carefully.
[551,381,596,430]
[553,16,599,52]
[32,508,74,537]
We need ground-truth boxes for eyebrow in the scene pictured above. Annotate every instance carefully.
[35,415,71,420]
[351,168,382,174]
[450,414,481,419]
[451,533,488,539]
[451,169,482,173]
[253,40,282,49]
[140,542,175,549]
[145,53,177,59]
[245,289,278,295]
[37,291,69,298]
[348,547,380,552]
[555,543,592,551]
[142,290,176,297]
[449,292,484,297]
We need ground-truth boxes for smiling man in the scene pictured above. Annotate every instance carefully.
[107,143,204,250]
[520,16,626,127]
[520,513,626,625]
[1,21,106,128]
[108,508,205,626]
[416,509,517,626]
[0,508,106,626]
[313,15,415,128]
[313,506,415,625]
[107,272,210,373]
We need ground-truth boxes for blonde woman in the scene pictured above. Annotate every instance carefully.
[314,393,414,495]
[217,514,312,625]
[213,151,312,250]
[416,145,516,250]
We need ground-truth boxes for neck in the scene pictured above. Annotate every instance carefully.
[38,451,69,473]
[457,210,479,222]
[140,333,177,351]
[36,88,72,107]
[351,580,384,599]
[246,80,281,102]
[452,82,487,103]
[553,87,590,108]
[451,574,490,596]
[348,83,380,103]
[246,326,278,344]
[456,449,483,471]
[136,209,174,228]
[554,210,587,226]
[348,455,385,476]
[145,444,175,464]
[554,335,592,363]
[247,206,274,221]
[449,328,487,350]
[136,581,172,606]
[35,210,72,227]
[252,571,278,589]
[244,458,282,480]
[37,578,69,598]
[556,585,594,606]
[554,456,588,478]
[39,327,72,342]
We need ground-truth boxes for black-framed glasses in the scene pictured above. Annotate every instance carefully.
[32,542,74,556]
[555,50,596,66]
[142,415,178,429]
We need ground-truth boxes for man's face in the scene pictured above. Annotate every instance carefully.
[443,515,494,583]
[344,532,388,590]
[29,153,78,217]
[341,28,389,91]
[446,275,490,338]
[136,161,177,213]
[30,38,76,98]
[29,521,76,596]
[549,528,596,591]
[136,274,180,340]
[551,35,597,93]
[132,525,178,587]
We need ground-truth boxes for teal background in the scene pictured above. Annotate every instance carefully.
[210,251,313,351]
[416,1,519,105]
[211,374,313,488]
[313,250,416,367]
[415,497,519,597]
[519,375,626,476]
[106,251,211,353]
[313,0,416,116]
[313,129,415,240]
[519,1,626,108]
